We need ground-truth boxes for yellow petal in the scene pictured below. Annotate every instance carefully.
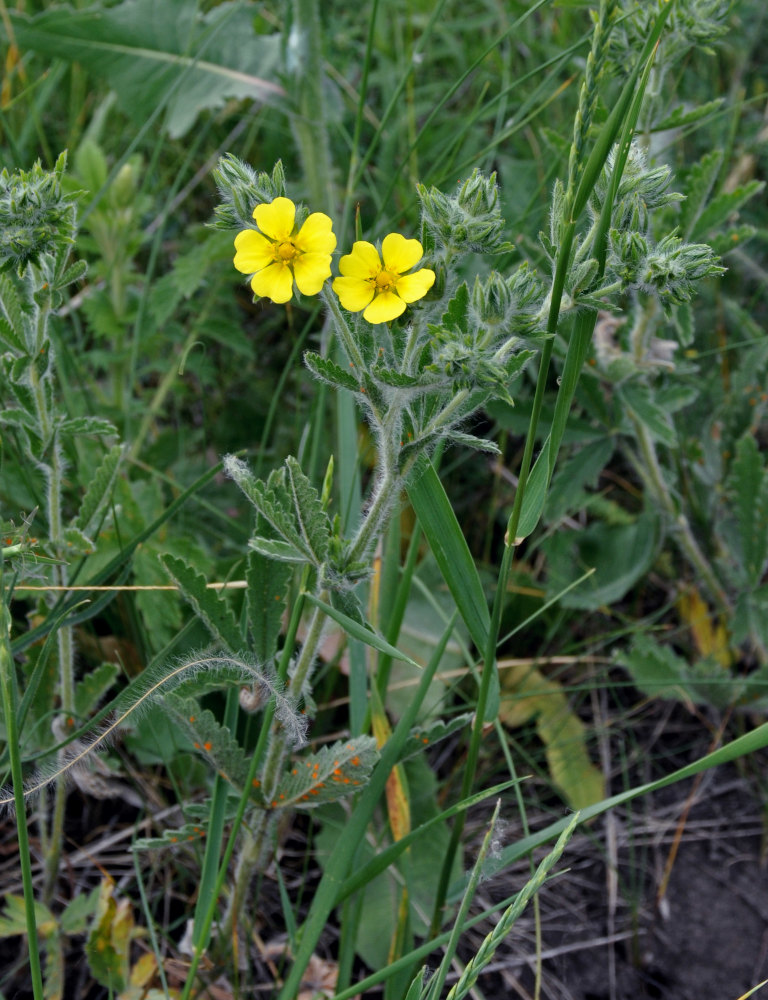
[332,276,375,312]
[381,233,424,274]
[293,253,333,296]
[363,290,406,323]
[394,268,435,303]
[253,197,296,241]
[339,241,382,279]
[251,261,294,303]
[296,212,337,254]
[233,229,273,274]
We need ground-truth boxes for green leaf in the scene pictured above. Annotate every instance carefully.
[73,442,123,535]
[269,736,379,809]
[248,535,309,563]
[246,547,292,665]
[59,887,100,935]
[406,454,489,654]
[651,98,724,133]
[284,455,331,564]
[680,152,724,242]
[74,662,120,720]
[0,274,27,345]
[5,0,283,139]
[132,822,209,851]
[545,437,614,523]
[543,505,660,610]
[163,694,248,789]
[0,315,26,354]
[619,382,676,447]
[63,525,95,554]
[691,180,765,241]
[304,593,423,669]
[729,433,768,585]
[59,415,118,437]
[441,282,470,334]
[445,430,501,454]
[160,553,243,651]
[398,714,473,762]
[303,351,361,393]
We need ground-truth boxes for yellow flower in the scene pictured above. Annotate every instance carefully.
[234,196,336,303]
[333,234,435,323]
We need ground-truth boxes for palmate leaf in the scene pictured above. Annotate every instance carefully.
[264,736,379,810]
[4,0,283,139]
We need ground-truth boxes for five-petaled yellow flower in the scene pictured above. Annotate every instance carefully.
[234,196,336,304]
[333,234,435,324]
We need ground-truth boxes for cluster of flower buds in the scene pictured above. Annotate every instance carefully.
[0,152,75,275]
[417,169,509,257]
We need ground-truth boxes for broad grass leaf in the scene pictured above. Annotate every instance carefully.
[406,454,489,654]
[499,662,603,811]
[6,0,283,139]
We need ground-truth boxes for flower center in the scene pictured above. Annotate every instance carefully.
[275,239,299,262]
[375,270,398,292]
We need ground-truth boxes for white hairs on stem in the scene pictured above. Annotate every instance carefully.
[0,650,304,815]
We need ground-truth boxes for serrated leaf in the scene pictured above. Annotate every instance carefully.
[246,547,292,665]
[445,430,501,454]
[440,281,470,334]
[710,223,757,257]
[729,433,768,585]
[284,455,330,564]
[226,458,312,558]
[269,736,378,809]
[74,662,120,719]
[371,366,425,389]
[5,0,283,139]
[74,442,123,535]
[63,525,95,554]
[691,180,764,240]
[54,258,88,291]
[0,894,56,937]
[0,406,38,434]
[163,694,248,788]
[0,273,27,343]
[60,415,118,437]
[680,150,723,239]
[652,98,724,132]
[161,553,243,650]
[133,823,208,851]
[397,713,473,762]
[60,887,100,935]
[0,315,26,353]
[619,382,676,447]
[248,535,309,563]
[304,351,361,392]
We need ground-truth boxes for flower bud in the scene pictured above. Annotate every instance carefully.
[418,169,507,256]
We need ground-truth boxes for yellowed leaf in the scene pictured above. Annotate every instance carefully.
[677,587,732,668]
[499,662,604,810]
